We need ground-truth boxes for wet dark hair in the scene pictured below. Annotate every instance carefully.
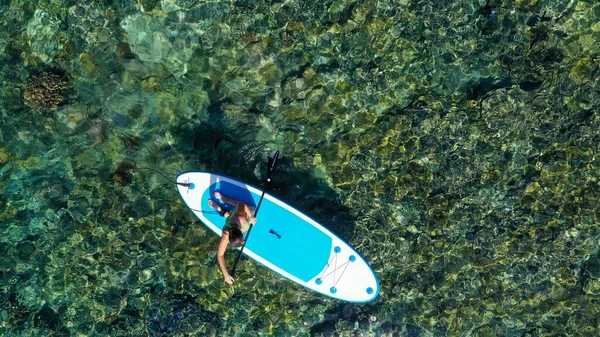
[228,227,245,248]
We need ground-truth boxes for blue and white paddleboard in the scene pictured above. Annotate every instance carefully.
[176,171,380,303]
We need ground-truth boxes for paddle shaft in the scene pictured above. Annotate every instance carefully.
[229,152,280,277]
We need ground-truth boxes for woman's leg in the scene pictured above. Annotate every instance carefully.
[215,191,239,207]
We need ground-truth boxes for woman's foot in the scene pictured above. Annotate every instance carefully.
[208,198,229,217]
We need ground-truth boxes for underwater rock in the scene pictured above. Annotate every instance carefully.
[120,13,195,77]
[0,147,12,165]
[515,0,540,10]
[0,31,8,57]
[33,304,67,333]
[473,326,496,337]
[141,76,159,92]
[3,292,31,327]
[341,303,356,319]
[16,240,36,261]
[77,52,100,77]
[570,57,596,83]
[465,77,512,100]
[121,13,170,64]
[518,79,543,91]
[116,42,136,60]
[87,118,107,145]
[531,47,564,67]
[140,0,161,12]
[113,113,132,127]
[24,70,69,110]
[581,253,600,295]
[257,62,283,86]
[147,295,221,335]
[526,12,553,27]
[25,10,61,63]
[583,278,600,295]
[115,162,136,186]
[186,2,231,22]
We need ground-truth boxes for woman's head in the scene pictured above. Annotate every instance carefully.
[228,227,245,248]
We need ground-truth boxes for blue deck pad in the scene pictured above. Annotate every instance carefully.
[207,180,257,213]
[201,181,332,282]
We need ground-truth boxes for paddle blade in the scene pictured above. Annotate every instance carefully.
[269,151,284,160]
[267,150,283,179]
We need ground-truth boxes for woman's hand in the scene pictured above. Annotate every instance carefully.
[224,274,235,284]
[249,216,257,225]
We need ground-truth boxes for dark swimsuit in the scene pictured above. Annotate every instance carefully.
[222,206,252,234]
[222,207,238,233]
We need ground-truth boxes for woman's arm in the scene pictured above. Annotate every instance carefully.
[217,233,235,284]
[234,201,256,225]
[242,202,255,218]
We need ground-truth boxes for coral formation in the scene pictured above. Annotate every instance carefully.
[23,70,68,110]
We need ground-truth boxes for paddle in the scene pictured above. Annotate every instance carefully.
[230,150,283,278]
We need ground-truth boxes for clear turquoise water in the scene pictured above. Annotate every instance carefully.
[1,0,600,336]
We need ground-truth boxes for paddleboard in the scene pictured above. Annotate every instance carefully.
[176,171,380,302]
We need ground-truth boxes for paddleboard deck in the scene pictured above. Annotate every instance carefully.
[176,171,379,302]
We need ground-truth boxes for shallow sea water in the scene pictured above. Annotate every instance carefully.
[1,0,600,336]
